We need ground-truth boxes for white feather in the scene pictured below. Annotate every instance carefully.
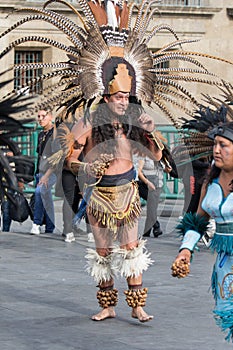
[106,0,118,28]
[112,240,154,278]
[85,248,115,284]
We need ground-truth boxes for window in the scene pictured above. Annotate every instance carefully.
[14,50,43,94]
[26,0,78,2]
[154,54,170,86]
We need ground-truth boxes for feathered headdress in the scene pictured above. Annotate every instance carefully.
[173,84,233,160]
[1,0,233,125]
[0,79,36,201]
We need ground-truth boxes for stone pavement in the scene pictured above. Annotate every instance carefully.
[1,199,232,350]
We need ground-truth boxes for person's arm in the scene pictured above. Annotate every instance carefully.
[66,119,90,172]
[38,167,54,188]
[137,113,163,161]
[66,119,113,178]
[161,144,178,177]
[171,182,210,277]
[138,159,155,190]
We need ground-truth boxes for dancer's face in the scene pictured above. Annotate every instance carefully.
[213,135,233,171]
[104,92,129,116]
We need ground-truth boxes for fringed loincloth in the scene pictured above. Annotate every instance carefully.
[87,180,141,235]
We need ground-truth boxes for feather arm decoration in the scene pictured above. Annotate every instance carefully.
[176,212,209,237]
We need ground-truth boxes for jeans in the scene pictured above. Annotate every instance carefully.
[1,199,11,232]
[33,173,56,233]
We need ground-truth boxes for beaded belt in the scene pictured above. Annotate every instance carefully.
[216,222,233,236]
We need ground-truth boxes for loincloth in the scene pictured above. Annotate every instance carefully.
[87,180,141,234]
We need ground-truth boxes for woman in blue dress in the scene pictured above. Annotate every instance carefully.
[172,120,233,342]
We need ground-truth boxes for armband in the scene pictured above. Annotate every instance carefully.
[71,154,114,177]
[179,230,201,252]
[176,212,209,237]
[70,161,87,175]
[145,130,164,151]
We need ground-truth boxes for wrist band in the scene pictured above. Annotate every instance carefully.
[179,229,201,252]
[145,130,164,151]
[83,162,88,173]
[151,126,157,133]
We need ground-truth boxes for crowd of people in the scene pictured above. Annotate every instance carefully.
[0,107,94,243]
[1,107,176,246]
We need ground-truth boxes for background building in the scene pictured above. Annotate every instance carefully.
[0,0,232,122]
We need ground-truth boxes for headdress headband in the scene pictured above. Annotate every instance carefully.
[175,87,233,161]
[208,125,233,143]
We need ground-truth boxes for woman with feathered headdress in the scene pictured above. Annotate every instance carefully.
[171,92,233,342]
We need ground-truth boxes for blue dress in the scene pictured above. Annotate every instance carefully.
[202,179,233,341]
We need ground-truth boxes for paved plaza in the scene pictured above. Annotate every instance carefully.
[0,199,232,350]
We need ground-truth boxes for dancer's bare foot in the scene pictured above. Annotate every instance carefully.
[92,307,116,321]
[131,306,153,323]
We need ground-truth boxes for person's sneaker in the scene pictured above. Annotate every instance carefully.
[30,224,40,235]
[153,228,163,237]
[64,232,75,243]
[153,221,163,237]
[87,232,95,242]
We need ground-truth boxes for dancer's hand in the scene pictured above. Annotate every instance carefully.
[171,249,191,278]
[176,249,191,264]
[88,153,114,177]
[138,113,155,132]
[71,154,114,177]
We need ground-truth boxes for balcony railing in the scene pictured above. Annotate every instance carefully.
[156,0,209,6]
[26,0,209,7]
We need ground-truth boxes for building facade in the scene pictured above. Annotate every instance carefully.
[0,0,232,119]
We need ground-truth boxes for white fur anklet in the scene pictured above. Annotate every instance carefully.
[85,248,115,284]
[112,240,154,278]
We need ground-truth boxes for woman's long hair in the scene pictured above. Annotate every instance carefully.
[206,163,221,185]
